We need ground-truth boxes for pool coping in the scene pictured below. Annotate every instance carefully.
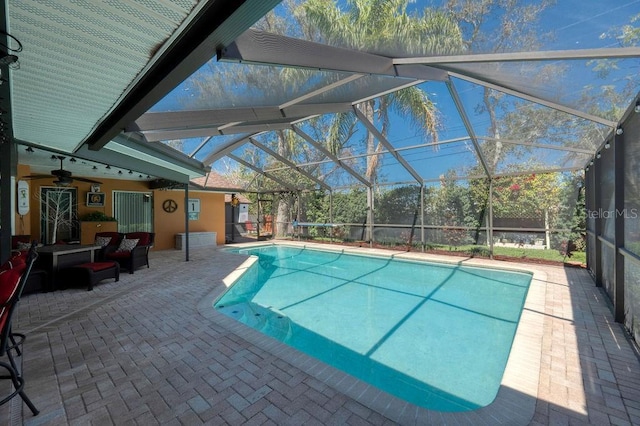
[197,241,546,425]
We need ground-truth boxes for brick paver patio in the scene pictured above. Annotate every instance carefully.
[2,242,639,425]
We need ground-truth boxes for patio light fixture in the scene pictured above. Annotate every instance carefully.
[596,152,601,159]
[604,141,611,149]
[25,146,33,153]
[118,170,122,175]
[615,126,623,135]
[105,165,111,169]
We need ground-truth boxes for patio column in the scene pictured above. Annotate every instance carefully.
[488,178,494,260]
[614,130,625,322]
[184,184,189,261]
[0,3,16,263]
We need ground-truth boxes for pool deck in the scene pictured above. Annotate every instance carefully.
[3,241,640,425]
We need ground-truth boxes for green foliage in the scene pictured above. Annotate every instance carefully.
[80,211,117,222]
[375,186,420,225]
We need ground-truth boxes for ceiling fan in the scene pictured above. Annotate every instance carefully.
[25,155,102,186]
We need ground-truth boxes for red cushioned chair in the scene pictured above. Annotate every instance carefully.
[94,232,122,261]
[105,232,154,274]
[10,235,31,251]
[0,242,39,416]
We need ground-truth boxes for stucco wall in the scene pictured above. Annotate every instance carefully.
[15,165,226,250]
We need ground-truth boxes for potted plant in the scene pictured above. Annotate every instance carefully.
[80,212,117,222]
[79,212,118,245]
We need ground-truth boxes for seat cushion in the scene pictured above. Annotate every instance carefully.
[106,251,132,259]
[75,262,117,272]
[0,251,27,272]
[0,265,26,330]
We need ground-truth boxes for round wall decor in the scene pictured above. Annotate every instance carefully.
[162,199,178,213]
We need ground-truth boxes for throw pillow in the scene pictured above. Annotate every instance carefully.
[17,241,31,251]
[95,236,112,247]
[116,238,139,253]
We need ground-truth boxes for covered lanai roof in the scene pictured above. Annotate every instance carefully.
[5,0,640,190]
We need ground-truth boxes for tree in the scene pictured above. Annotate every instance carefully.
[38,187,78,244]
[301,0,464,239]
[302,0,464,184]
[443,0,556,170]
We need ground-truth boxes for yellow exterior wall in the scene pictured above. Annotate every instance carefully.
[15,166,226,250]
[154,190,226,250]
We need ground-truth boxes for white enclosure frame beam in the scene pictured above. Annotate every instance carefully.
[353,106,424,184]
[446,80,492,178]
[201,133,258,165]
[393,47,640,65]
[291,126,371,188]
[250,138,332,191]
[448,72,617,128]
[219,29,448,81]
[227,153,298,191]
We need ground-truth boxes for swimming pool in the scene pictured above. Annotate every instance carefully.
[215,245,532,412]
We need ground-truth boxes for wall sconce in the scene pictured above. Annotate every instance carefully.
[596,152,601,159]
[128,170,133,174]
[635,101,640,113]
[616,126,623,135]
[590,160,594,166]
[25,146,34,153]
[50,155,57,161]
[118,170,122,175]
[69,157,76,163]
[92,166,97,170]
[604,141,611,149]
[586,166,589,172]
[105,165,111,169]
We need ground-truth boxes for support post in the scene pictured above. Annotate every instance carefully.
[613,132,625,323]
[488,178,494,260]
[231,193,236,242]
[329,190,333,242]
[594,156,602,287]
[184,184,189,261]
[420,185,425,252]
[0,3,16,262]
[368,186,374,248]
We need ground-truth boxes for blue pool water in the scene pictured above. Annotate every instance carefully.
[215,245,532,412]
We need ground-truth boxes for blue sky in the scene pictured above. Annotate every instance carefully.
[153,0,639,185]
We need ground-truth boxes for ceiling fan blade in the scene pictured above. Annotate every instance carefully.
[72,176,103,184]
[23,174,53,180]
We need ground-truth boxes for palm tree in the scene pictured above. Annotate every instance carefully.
[302,0,465,183]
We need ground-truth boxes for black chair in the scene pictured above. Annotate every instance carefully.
[0,242,39,416]
[105,232,155,274]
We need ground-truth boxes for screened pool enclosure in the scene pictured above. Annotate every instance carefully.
[4,2,639,337]
[127,1,640,337]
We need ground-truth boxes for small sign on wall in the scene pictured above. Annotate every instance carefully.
[188,212,199,221]
[188,198,200,213]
